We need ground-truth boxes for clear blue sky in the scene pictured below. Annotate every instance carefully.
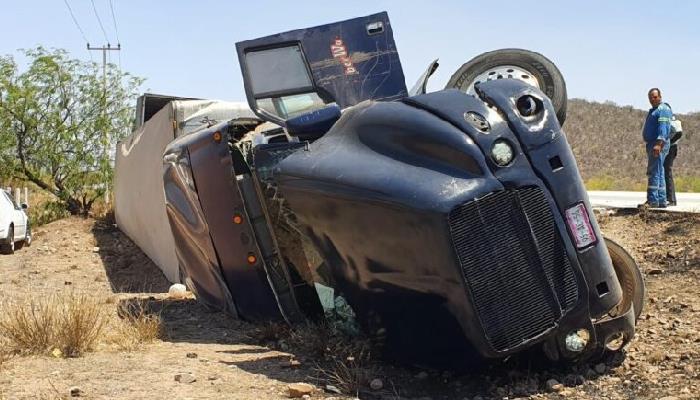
[2,1,699,113]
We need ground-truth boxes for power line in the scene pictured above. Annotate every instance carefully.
[108,0,122,70]
[91,0,110,43]
[63,0,93,61]
[108,0,120,43]
[63,0,89,43]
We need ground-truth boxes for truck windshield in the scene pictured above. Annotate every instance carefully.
[246,45,313,96]
[245,44,326,120]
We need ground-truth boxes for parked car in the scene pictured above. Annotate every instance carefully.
[0,190,31,254]
[159,12,643,367]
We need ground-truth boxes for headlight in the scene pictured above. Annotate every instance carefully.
[564,328,590,352]
[491,140,514,166]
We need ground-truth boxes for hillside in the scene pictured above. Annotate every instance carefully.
[565,99,699,191]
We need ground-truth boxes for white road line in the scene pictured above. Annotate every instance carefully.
[587,191,700,213]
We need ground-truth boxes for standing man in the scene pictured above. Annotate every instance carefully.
[641,88,673,208]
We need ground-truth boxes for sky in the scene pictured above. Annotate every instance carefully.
[1,0,699,113]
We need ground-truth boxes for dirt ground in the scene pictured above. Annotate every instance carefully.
[0,211,698,400]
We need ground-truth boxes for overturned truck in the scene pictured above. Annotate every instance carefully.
[156,12,643,367]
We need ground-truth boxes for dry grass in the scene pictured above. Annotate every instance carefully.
[313,349,380,396]
[106,299,163,350]
[0,337,13,369]
[249,320,383,396]
[254,321,290,344]
[278,322,385,396]
[0,293,106,358]
[585,174,700,192]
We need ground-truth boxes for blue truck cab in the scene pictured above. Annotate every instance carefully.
[162,12,643,367]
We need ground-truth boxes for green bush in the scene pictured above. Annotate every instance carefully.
[27,200,70,227]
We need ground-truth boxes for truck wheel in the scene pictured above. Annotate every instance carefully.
[605,237,645,322]
[1,226,14,254]
[24,224,31,247]
[445,49,568,126]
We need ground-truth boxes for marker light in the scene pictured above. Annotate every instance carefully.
[247,253,257,264]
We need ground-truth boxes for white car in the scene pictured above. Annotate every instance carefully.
[0,190,31,254]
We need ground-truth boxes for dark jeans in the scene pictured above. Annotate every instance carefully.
[664,144,678,204]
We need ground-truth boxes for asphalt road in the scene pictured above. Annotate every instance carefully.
[587,191,700,212]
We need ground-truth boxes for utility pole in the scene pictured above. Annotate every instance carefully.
[87,43,121,205]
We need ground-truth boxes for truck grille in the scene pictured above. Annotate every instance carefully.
[448,187,578,352]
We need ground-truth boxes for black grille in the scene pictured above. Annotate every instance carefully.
[448,187,578,352]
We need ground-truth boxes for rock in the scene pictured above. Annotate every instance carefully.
[546,379,564,392]
[325,385,342,394]
[370,378,383,390]
[69,386,83,397]
[301,396,310,400]
[186,352,198,359]
[278,340,290,352]
[169,283,188,299]
[92,246,100,253]
[287,383,314,398]
[513,383,529,396]
[594,363,607,374]
[282,359,301,368]
[174,373,196,384]
[415,371,429,379]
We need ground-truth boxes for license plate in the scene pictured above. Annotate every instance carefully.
[565,203,596,249]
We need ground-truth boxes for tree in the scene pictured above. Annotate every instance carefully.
[0,47,143,215]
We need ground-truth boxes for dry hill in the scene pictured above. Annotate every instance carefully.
[565,99,699,191]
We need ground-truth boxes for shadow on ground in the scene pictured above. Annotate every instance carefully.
[91,219,170,293]
[114,295,619,400]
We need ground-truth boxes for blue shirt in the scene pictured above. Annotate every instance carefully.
[642,102,672,144]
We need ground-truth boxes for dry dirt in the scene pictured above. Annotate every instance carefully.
[0,211,698,400]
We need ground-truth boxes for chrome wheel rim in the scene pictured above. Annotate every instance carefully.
[465,65,540,94]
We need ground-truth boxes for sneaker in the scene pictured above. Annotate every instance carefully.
[668,201,677,206]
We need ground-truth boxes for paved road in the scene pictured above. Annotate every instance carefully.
[587,191,700,213]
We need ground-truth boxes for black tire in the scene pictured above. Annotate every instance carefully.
[605,237,645,322]
[24,223,31,247]
[445,48,568,126]
[1,226,14,255]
